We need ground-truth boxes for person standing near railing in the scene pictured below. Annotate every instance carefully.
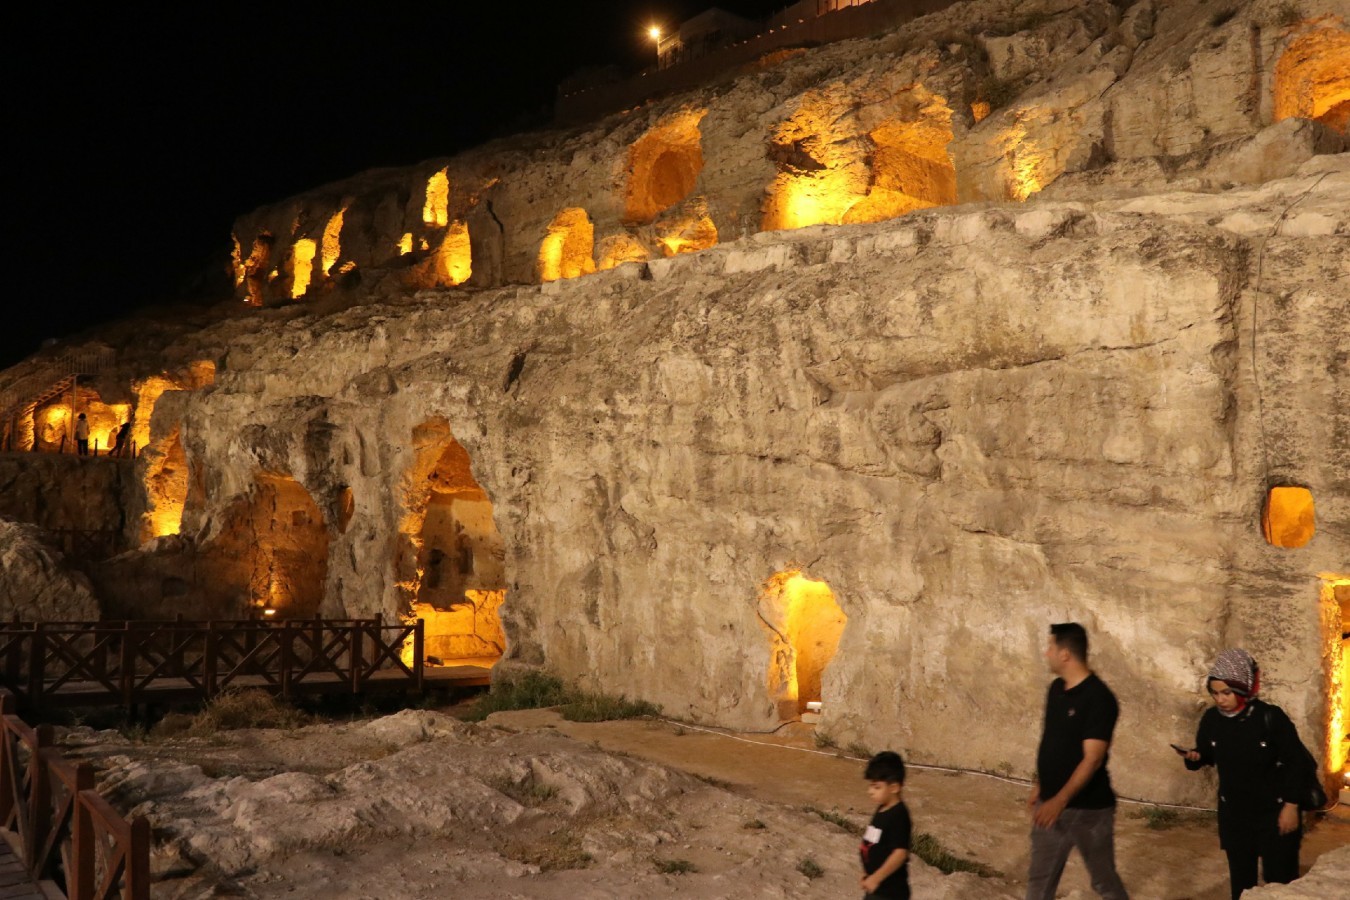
[75,413,89,456]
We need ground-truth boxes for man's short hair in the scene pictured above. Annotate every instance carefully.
[1050,622,1089,662]
[864,750,906,784]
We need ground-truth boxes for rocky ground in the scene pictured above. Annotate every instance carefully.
[56,702,1348,899]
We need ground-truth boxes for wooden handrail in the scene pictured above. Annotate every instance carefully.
[0,618,426,710]
[0,689,149,899]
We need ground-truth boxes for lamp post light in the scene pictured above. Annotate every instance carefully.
[648,25,662,67]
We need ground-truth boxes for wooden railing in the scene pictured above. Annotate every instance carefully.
[0,689,150,899]
[0,617,424,709]
[48,528,124,563]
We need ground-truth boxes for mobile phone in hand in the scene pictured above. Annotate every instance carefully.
[1169,743,1190,755]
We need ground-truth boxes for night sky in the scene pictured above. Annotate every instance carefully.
[7,1,787,369]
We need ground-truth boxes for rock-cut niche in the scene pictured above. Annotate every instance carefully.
[1274,28,1350,134]
[758,570,847,721]
[399,419,506,668]
[212,473,329,617]
[624,109,707,224]
[538,208,595,282]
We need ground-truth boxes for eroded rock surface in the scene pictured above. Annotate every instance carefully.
[0,518,100,618]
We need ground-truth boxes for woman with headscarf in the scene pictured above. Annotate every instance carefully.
[1180,649,1303,898]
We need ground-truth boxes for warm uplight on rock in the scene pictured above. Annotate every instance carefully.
[290,239,317,299]
[1321,575,1350,782]
[596,234,650,270]
[424,169,450,226]
[1274,28,1350,134]
[539,208,596,281]
[215,473,329,618]
[142,428,187,541]
[625,109,707,223]
[398,233,414,256]
[1263,485,1315,548]
[658,213,719,257]
[759,570,846,720]
[763,88,956,230]
[321,208,346,275]
[397,419,506,668]
[132,375,180,452]
[243,234,273,306]
[231,235,246,287]
[422,222,472,287]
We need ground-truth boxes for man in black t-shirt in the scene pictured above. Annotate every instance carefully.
[1026,622,1130,900]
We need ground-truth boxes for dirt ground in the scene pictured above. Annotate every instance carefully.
[58,702,1349,899]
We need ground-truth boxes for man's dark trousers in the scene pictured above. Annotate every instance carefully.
[1026,806,1129,900]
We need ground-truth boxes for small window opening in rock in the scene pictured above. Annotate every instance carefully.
[1274,29,1350,134]
[415,222,472,287]
[424,169,450,227]
[538,208,596,282]
[503,352,527,392]
[1319,575,1350,789]
[625,109,707,224]
[1263,485,1315,548]
[289,238,317,299]
[321,208,346,276]
[759,570,847,722]
[398,419,507,671]
[398,232,414,256]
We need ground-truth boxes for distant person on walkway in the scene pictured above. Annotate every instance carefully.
[1179,649,1302,899]
[111,421,131,457]
[74,413,89,456]
[858,750,911,899]
[1026,622,1129,900]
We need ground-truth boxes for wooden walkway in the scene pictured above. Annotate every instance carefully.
[0,842,43,900]
[0,617,491,712]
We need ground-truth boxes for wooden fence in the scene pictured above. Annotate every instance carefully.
[0,617,425,710]
[0,689,149,899]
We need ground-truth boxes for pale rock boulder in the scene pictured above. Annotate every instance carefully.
[0,518,100,619]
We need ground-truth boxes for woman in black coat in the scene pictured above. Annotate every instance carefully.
[1181,649,1302,899]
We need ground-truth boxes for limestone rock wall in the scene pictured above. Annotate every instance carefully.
[71,161,1344,805]
[0,519,100,620]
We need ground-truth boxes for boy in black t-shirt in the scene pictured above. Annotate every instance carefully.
[858,751,911,899]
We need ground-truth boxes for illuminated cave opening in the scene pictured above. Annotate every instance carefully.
[759,570,847,721]
[321,208,346,276]
[597,233,650,270]
[290,239,317,299]
[420,222,472,287]
[399,419,506,668]
[32,388,129,454]
[141,428,187,542]
[658,211,719,258]
[538,208,595,282]
[1321,575,1350,793]
[1274,28,1350,134]
[424,169,450,226]
[762,89,955,231]
[625,109,707,224]
[216,473,329,618]
[1263,485,1315,548]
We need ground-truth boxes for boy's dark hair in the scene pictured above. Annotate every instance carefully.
[1050,622,1089,662]
[864,750,906,784]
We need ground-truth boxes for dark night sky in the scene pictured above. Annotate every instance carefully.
[6,1,788,369]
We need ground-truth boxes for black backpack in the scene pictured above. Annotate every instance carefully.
[1261,705,1330,812]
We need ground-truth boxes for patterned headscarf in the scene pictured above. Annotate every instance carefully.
[1207,648,1260,701]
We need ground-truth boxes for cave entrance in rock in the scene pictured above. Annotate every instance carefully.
[1274,29,1350,134]
[624,109,707,224]
[759,570,847,721]
[1322,575,1350,794]
[401,419,506,669]
[538,208,595,282]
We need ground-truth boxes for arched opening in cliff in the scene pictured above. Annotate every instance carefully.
[243,233,273,306]
[33,388,130,455]
[424,169,450,226]
[759,570,847,721]
[398,418,506,669]
[417,222,472,287]
[625,109,707,224]
[538,208,595,282]
[1320,574,1350,793]
[1263,485,1315,548]
[289,238,317,299]
[141,428,187,542]
[1274,29,1350,134]
[762,89,955,231]
[214,473,329,618]
[321,208,346,276]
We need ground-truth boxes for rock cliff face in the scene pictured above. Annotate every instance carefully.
[1,0,1348,805]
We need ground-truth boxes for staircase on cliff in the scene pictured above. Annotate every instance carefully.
[0,347,116,451]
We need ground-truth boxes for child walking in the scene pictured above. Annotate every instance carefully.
[859,751,912,899]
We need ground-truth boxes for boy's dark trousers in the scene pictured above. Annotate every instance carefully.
[1026,806,1129,900]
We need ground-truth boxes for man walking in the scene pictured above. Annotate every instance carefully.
[1027,622,1129,900]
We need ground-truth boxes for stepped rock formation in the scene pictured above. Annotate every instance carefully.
[1,0,1348,806]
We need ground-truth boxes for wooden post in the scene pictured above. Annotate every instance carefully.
[0,693,13,826]
[349,623,363,694]
[203,623,218,699]
[68,764,95,900]
[127,815,151,900]
[25,724,53,873]
[414,619,425,694]
[28,624,46,707]
[4,623,23,687]
[120,623,135,707]
[280,623,293,700]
